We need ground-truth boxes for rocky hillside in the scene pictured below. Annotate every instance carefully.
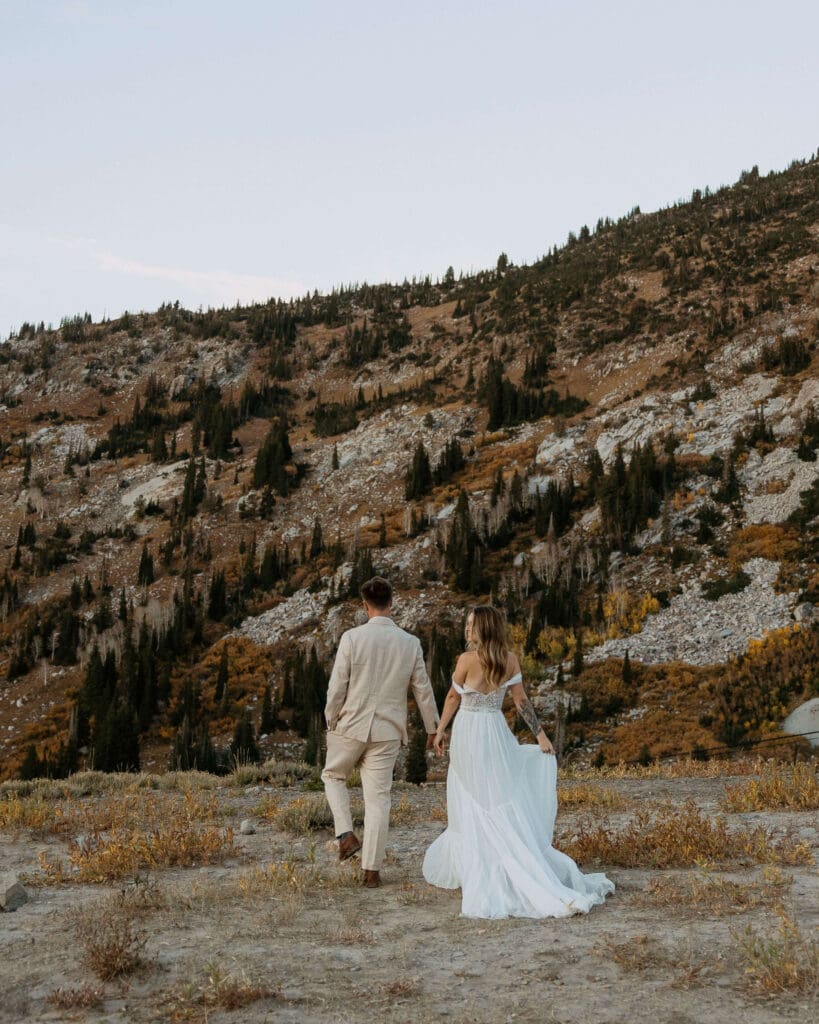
[0,154,817,780]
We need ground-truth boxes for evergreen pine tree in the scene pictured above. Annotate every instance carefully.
[378,512,387,548]
[310,518,323,559]
[214,646,229,703]
[137,543,154,587]
[572,630,584,677]
[19,743,42,781]
[405,442,433,500]
[230,708,259,765]
[260,683,276,734]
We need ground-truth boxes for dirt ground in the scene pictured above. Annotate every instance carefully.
[0,771,817,1024]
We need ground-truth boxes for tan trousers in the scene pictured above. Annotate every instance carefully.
[321,733,401,870]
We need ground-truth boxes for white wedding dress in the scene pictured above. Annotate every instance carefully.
[422,674,614,919]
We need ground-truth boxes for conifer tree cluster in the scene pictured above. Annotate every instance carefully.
[253,417,294,493]
[441,490,486,593]
[480,355,587,430]
[588,443,675,549]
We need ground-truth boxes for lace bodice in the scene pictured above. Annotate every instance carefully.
[453,672,522,713]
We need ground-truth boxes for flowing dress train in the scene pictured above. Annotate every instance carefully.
[422,674,614,919]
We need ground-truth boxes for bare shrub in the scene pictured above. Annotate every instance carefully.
[75,902,147,981]
[735,909,819,995]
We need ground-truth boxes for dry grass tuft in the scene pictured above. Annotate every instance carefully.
[381,977,421,997]
[597,933,668,971]
[75,900,147,981]
[326,911,375,946]
[557,783,629,810]
[390,794,418,825]
[562,756,767,782]
[721,761,819,812]
[641,865,792,916]
[735,909,819,995]
[236,856,362,899]
[595,934,713,988]
[47,984,104,1010]
[558,800,813,869]
[430,801,448,822]
[271,793,364,833]
[0,787,222,838]
[198,963,282,1010]
[37,821,234,883]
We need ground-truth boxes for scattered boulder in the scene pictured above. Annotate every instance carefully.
[240,819,256,836]
[782,697,819,748]
[0,872,29,912]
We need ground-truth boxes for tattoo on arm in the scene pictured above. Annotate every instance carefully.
[518,698,543,739]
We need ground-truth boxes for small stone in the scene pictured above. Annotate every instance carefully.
[239,818,256,835]
[0,872,29,912]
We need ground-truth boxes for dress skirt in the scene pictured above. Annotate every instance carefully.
[422,707,614,919]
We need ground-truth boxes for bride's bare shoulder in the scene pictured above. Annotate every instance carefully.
[453,650,476,680]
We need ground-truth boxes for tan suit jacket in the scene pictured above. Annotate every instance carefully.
[324,616,439,745]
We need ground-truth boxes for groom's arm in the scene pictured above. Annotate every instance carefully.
[325,632,352,731]
[409,639,440,736]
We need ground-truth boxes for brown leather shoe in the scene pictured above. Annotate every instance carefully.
[362,869,381,888]
[338,832,361,862]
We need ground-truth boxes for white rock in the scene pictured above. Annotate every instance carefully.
[782,698,819,748]
[240,819,256,835]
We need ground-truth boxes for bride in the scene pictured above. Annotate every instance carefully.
[422,605,614,919]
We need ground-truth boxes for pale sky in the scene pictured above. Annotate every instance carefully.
[1,0,817,338]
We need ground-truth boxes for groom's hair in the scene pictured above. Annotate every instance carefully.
[360,576,392,610]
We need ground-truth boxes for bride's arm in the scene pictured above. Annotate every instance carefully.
[433,686,461,755]
[508,680,556,755]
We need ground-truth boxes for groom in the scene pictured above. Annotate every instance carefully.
[322,576,440,888]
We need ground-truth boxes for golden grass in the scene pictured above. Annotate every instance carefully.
[561,756,767,781]
[641,865,792,916]
[558,801,813,869]
[37,821,235,883]
[390,794,418,825]
[236,856,362,899]
[735,909,819,995]
[557,783,629,810]
[0,787,222,837]
[430,801,448,822]
[721,761,819,812]
[271,794,349,833]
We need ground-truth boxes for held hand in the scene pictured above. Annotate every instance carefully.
[433,732,447,757]
[538,732,556,756]
[425,733,436,752]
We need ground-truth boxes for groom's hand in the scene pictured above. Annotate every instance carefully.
[426,733,436,751]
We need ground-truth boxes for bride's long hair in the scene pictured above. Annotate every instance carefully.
[469,605,509,690]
